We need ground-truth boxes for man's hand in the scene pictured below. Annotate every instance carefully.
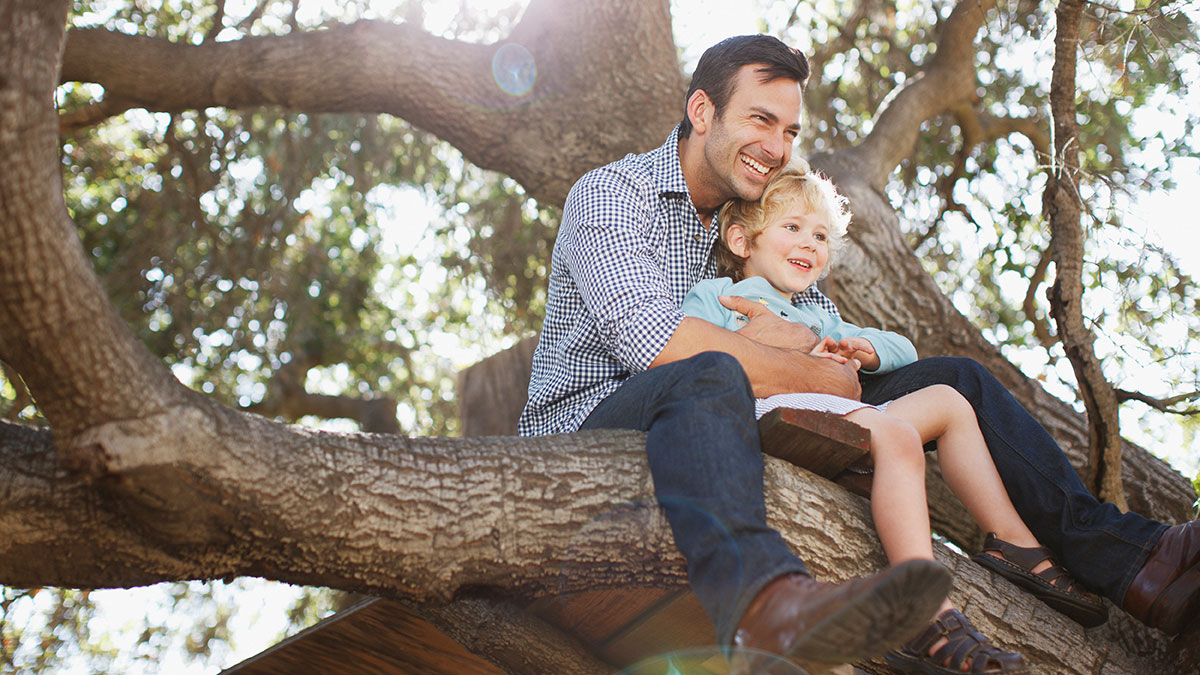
[719,295,819,351]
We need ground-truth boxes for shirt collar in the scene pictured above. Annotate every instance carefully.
[650,124,690,197]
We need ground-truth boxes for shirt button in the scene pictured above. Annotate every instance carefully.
[693,234,701,242]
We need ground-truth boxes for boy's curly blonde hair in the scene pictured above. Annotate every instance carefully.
[714,157,851,282]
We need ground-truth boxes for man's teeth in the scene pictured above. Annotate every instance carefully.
[741,155,769,175]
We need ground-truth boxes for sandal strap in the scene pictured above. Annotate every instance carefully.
[980,532,1082,593]
[903,609,1025,673]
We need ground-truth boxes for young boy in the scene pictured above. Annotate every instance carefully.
[683,160,1107,673]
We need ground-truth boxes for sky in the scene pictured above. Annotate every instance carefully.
[23,0,1200,673]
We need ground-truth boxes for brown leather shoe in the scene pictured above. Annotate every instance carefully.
[729,559,951,673]
[1123,520,1200,635]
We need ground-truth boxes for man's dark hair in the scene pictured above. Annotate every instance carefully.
[679,35,810,138]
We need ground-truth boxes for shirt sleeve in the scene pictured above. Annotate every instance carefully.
[557,168,685,372]
[823,314,918,374]
[681,279,736,329]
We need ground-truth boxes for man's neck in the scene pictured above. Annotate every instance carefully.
[677,133,721,230]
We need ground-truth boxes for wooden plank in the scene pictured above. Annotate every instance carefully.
[757,408,870,479]
[221,598,503,675]
[527,587,674,645]
[597,590,718,668]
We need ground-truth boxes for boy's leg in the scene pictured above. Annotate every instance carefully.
[883,385,1041,552]
[859,356,1165,603]
[843,408,936,564]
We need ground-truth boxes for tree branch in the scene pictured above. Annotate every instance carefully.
[57,94,135,135]
[3,416,1196,673]
[1115,388,1200,415]
[59,0,684,205]
[1023,249,1058,350]
[1044,0,1126,508]
[841,0,995,188]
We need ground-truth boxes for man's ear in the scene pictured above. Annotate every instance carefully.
[685,89,714,135]
[726,223,751,258]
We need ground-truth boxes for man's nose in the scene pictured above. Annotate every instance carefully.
[760,130,788,161]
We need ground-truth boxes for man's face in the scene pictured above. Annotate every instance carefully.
[701,65,803,204]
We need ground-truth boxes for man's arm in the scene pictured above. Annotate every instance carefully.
[652,304,862,400]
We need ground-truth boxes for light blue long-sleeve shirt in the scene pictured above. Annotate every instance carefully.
[681,276,918,374]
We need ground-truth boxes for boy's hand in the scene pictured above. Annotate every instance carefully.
[810,336,858,370]
[719,295,819,351]
[832,337,880,371]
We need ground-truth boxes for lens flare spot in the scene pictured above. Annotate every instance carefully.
[492,43,537,96]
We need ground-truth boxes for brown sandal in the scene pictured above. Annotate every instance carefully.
[885,609,1029,674]
[971,533,1108,627]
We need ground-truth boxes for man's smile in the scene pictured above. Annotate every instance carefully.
[740,153,772,176]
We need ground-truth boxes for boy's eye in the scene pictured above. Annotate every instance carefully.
[784,224,799,231]
[814,232,827,241]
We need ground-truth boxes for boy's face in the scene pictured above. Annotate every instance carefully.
[738,197,830,297]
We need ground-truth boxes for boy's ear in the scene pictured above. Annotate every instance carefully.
[725,223,750,258]
[686,89,714,135]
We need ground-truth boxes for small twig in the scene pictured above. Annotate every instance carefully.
[1115,388,1200,415]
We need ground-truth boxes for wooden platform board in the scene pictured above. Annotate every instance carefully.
[221,598,503,675]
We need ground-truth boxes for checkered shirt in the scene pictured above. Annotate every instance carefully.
[518,126,840,436]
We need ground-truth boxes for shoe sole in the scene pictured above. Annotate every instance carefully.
[1150,561,1200,635]
[783,559,951,664]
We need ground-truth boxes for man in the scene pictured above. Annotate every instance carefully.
[521,34,1199,669]
[520,35,951,669]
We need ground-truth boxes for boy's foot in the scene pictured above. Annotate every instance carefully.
[730,559,950,673]
[972,532,1108,627]
[884,608,1028,674]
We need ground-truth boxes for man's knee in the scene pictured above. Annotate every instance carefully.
[667,351,754,405]
[920,356,996,402]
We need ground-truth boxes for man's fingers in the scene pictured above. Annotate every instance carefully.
[719,295,771,317]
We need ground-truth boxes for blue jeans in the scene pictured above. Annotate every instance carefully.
[859,356,1167,603]
[580,352,807,647]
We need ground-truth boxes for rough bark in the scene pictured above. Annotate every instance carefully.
[1044,0,1127,509]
